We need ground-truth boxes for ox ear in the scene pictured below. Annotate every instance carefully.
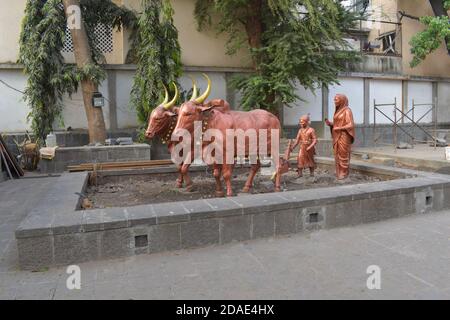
[164,110,177,117]
[207,99,225,108]
[197,105,214,113]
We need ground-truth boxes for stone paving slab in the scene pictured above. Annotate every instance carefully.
[2,209,450,299]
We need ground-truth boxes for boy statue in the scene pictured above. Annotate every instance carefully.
[290,115,317,177]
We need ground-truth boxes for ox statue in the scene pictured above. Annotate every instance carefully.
[145,76,230,191]
[172,74,282,197]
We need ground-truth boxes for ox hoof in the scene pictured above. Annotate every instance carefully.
[215,191,225,197]
[274,187,282,192]
[241,186,251,193]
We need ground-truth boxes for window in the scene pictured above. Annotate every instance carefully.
[62,24,114,53]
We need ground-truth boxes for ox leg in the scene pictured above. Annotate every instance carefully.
[213,164,224,197]
[242,161,261,193]
[181,164,193,191]
[176,164,184,188]
[222,164,234,197]
[274,171,282,192]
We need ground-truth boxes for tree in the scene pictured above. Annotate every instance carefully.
[401,0,450,68]
[62,0,106,144]
[194,0,363,114]
[19,0,136,143]
[130,0,182,129]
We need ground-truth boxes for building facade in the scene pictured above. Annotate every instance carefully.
[0,0,449,147]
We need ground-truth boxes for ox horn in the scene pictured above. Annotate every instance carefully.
[194,73,211,104]
[161,84,169,105]
[163,82,179,110]
[188,76,198,101]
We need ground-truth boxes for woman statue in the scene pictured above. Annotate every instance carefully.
[325,94,355,180]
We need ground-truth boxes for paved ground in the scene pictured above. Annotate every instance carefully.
[355,144,447,162]
[1,176,450,300]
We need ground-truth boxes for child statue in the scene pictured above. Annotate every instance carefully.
[290,115,317,177]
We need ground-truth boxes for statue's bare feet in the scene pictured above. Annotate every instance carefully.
[185,184,194,192]
[242,186,251,193]
[176,181,183,188]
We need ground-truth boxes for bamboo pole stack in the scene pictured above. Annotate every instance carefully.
[68,159,173,172]
[0,135,24,180]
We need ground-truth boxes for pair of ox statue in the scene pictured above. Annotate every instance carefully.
[145,74,355,197]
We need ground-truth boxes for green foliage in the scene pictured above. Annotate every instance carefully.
[194,0,363,113]
[19,0,136,140]
[19,0,71,141]
[130,0,182,126]
[445,0,450,11]
[409,1,450,68]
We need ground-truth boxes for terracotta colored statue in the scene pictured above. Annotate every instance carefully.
[291,115,317,177]
[172,74,283,196]
[325,94,355,180]
[145,82,190,189]
[272,139,293,190]
[145,78,230,191]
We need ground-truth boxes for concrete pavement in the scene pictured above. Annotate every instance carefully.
[1,176,450,299]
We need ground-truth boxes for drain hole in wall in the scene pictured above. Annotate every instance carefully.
[135,235,148,248]
[309,212,319,223]
[426,196,433,206]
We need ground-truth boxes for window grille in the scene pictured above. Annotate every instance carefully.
[62,24,114,53]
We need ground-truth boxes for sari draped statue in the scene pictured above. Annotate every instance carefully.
[327,94,355,180]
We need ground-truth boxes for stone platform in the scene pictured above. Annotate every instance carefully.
[15,158,450,270]
[39,144,151,174]
[353,144,450,172]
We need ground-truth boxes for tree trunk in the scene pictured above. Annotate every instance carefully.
[245,0,263,70]
[63,0,107,144]
[244,1,279,115]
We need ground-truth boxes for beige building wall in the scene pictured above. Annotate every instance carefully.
[123,0,251,68]
[365,0,399,54]
[0,0,447,75]
[398,0,450,77]
[0,0,26,64]
[0,0,250,68]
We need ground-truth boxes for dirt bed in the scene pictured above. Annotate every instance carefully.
[84,166,391,209]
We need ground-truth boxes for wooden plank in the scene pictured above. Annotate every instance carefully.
[0,135,24,177]
[67,159,174,172]
[0,142,21,178]
[0,148,13,179]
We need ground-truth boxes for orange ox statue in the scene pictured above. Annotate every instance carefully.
[171,74,282,197]
[145,77,230,191]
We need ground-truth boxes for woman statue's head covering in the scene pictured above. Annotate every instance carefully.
[335,94,349,109]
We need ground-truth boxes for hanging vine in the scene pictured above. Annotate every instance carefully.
[19,0,137,141]
[130,0,183,128]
